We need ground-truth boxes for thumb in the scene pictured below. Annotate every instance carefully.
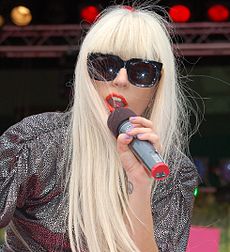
[116,133,133,153]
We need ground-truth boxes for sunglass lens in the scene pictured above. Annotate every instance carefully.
[88,55,120,81]
[128,62,157,87]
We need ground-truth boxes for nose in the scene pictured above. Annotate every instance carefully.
[112,68,129,88]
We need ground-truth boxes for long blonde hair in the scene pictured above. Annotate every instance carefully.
[68,4,192,252]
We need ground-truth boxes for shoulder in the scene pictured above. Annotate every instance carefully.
[163,150,200,189]
[153,150,200,211]
[173,152,201,188]
[1,111,71,142]
[0,111,72,150]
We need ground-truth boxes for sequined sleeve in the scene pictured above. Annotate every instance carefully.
[0,119,30,228]
[0,112,70,229]
[152,154,200,252]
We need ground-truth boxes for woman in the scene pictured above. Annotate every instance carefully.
[0,4,199,252]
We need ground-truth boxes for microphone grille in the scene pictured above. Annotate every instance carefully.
[107,108,136,137]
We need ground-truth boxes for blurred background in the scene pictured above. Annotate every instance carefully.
[0,0,229,251]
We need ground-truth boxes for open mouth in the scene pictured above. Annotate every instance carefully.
[105,93,128,112]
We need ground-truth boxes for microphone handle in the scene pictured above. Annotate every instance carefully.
[119,121,169,180]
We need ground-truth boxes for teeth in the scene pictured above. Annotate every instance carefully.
[112,97,122,102]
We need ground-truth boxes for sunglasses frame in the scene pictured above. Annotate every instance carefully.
[87,53,163,88]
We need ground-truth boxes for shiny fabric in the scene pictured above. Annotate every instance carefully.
[0,112,199,252]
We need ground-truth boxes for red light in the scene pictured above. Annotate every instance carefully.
[80,5,100,24]
[169,5,191,23]
[208,4,229,22]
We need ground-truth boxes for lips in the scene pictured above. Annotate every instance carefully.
[105,93,128,112]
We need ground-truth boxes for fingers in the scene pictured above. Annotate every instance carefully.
[116,116,162,153]
[117,133,151,179]
[116,116,162,178]
[129,116,155,130]
[136,133,162,153]
[127,116,162,153]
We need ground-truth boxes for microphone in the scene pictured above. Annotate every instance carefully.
[107,107,170,180]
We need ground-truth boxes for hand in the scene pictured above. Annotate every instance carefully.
[116,116,162,182]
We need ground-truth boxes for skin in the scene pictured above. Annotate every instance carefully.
[95,66,160,252]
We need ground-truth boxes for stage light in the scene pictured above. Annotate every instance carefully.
[0,15,5,27]
[207,4,229,22]
[10,5,32,26]
[80,5,100,24]
[169,4,191,22]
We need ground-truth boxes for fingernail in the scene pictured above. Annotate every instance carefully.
[125,134,133,139]
[137,134,143,138]
[129,116,136,121]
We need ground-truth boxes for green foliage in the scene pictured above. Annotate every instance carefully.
[192,192,230,252]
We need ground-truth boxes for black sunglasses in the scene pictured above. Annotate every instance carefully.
[87,53,163,88]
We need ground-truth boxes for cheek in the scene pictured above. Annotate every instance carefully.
[133,90,154,114]
[94,81,112,96]
[94,82,106,98]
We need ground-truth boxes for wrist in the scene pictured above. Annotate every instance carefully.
[126,166,153,194]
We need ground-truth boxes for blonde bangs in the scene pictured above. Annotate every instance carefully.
[82,8,164,61]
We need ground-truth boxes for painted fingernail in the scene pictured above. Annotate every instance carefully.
[137,134,143,138]
[125,134,133,139]
[129,116,136,121]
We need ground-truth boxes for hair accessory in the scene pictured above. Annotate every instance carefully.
[122,6,135,12]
